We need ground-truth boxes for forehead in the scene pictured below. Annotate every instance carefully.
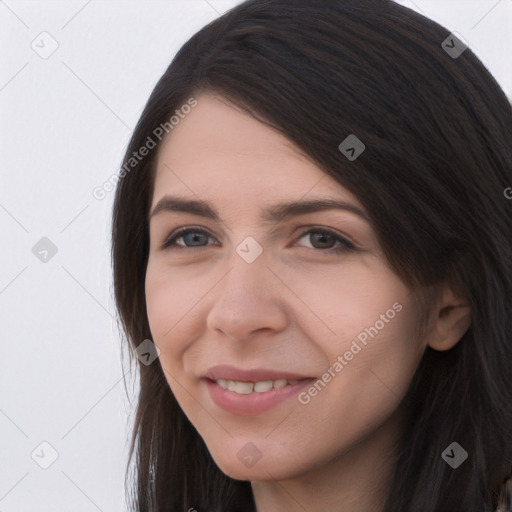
[152,92,361,210]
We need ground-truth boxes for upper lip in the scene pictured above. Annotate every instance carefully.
[204,364,314,382]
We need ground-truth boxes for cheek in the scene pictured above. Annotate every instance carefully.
[326,303,423,434]
[290,306,422,460]
[144,265,200,357]
[270,253,398,322]
[145,269,172,340]
[333,294,423,385]
[302,267,423,409]
[145,260,205,328]
[283,263,416,352]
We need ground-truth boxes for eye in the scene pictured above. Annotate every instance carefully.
[161,225,356,254]
[295,227,356,254]
[161,227,217,249]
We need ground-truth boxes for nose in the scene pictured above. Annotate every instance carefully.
[206,248,289,342]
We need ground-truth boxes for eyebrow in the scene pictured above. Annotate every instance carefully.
[148,195,369,224]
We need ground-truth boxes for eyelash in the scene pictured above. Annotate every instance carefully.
[161,226,357,255]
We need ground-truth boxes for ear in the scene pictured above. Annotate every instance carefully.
[426,285,471,351]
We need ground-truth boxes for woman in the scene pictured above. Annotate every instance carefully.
[111,0,512,510]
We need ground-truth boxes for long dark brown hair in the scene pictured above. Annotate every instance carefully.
[111,1,512,510]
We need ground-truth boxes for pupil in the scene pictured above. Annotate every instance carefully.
[312,232,333,248]
[185,232,207,246]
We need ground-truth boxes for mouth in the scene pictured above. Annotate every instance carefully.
[202,365,316,415]
[214,377,303,394]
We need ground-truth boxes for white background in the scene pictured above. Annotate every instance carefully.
[1,1,511,511]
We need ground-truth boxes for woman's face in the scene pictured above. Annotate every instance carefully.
[145,91,427,481]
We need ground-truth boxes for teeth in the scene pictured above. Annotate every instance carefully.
[229,381,253,394]
[254,380,273,392]
[273,379,287,389]
[216,378,299,394]
[217,378,229,389]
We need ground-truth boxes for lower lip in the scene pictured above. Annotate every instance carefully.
[204,378,314,416]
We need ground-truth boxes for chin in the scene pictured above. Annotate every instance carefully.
[206,442,307,482]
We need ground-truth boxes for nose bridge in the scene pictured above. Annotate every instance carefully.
[206,240,287,339]
[219,239,270,308]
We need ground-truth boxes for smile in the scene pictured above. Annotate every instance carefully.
[204,376,314,415]
[215,378,301,394]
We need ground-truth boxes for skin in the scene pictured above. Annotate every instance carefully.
[145,92,471,512]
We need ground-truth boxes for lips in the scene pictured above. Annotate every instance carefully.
[202,364,315,415]
[204,364,312,382]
